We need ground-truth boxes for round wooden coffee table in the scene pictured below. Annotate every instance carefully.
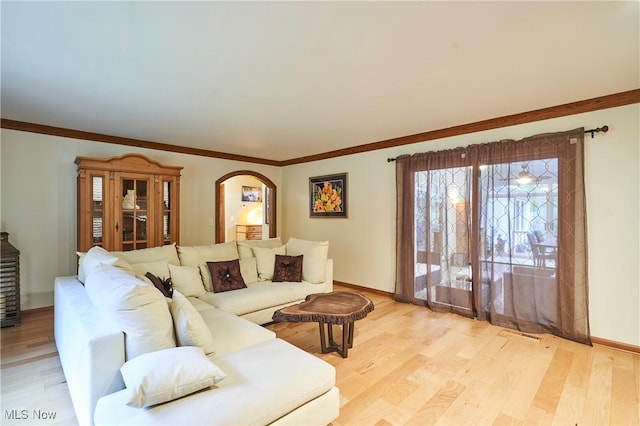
[272,291,374,358]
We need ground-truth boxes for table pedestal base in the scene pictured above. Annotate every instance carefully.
[319,321,354,358]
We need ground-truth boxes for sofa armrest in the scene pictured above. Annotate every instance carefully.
[54,277,125,426]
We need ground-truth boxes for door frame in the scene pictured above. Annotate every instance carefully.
[215,170,277,243]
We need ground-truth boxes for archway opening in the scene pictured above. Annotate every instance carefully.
[215,171,277,243]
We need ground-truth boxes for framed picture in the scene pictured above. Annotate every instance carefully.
[241,186,262,202]
[309,173,348,218]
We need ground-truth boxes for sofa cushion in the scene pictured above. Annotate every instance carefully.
[253,245,286,281]
[239,257,258,284]
[272,255,303,282]
[131,260,170,280]
[198,307,276,357]
[169,290,216,355]
[95,339,335,425]
[198,281,323,318]
[177,242,238,266]
[168,264,206,298]
[236,238,282,260]
[207,260,247,293]
[285,238,329,284]
[120,346,226,408]
[85,263,176,360]
[111,243,180,266]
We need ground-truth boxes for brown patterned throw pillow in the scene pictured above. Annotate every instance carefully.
[145,272,173,298]
[207,260,247,293]
[272,255,303,282]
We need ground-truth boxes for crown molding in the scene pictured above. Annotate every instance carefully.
[2,89,638,166]
[0,119,281,166]
[281,89,640,165]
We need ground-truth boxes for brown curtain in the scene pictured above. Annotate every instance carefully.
[395,128,591,345]
[394,147,472,315]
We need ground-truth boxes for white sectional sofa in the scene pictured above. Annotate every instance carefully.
[54,238,338,426]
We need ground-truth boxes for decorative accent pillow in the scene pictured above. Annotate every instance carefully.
[272,255,303,282]
[285,238,329,284]
[206,260,247,293]
[121,346,226,408]
[168,264,206,298]
[169,290,215,355]
[85,263,176,360]
[200,257,259,289]
[145,272,174,298]
[253,245,286,281]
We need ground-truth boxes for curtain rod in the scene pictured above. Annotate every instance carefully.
[386,125,609,162]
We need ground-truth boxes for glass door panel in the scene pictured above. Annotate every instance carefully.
[162,180,172,244]
[121,178,148,251]
[478,158,559,322]
[91,176,103,246]
[414,166,472,312]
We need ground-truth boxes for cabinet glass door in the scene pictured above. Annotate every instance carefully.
[121,178,148,251]
[91,175,104,246]
[162,179,172,245]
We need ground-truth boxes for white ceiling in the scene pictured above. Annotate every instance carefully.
[2,1,638,162]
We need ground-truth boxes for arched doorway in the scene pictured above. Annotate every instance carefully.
[215,171,277,243]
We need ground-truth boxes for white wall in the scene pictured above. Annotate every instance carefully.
[281,104,640,346]
[0,130,281,309]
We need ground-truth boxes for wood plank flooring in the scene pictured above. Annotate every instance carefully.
[1,285,639,425]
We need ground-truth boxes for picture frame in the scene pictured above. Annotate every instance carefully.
[309,173,348,218]
[241,186,262,202]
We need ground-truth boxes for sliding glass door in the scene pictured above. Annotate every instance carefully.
[414,165,473,315]
[476,158,559,327]
[396,128,590,344]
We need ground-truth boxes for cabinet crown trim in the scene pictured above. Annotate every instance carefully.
[75,153,182,176]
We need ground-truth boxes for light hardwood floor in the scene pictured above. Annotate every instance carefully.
[1,286,639,425]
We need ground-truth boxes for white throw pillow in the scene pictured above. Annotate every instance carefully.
[239,257,258,284]
[121,346,226,408]
[177,242,238,266]
[78,246,133,283]
[170,290,215,356]
[253,246,286,281]
[285,238,329,284]
[236,238,283,260]
[111,243,180,266]
[169,264,206,297]
[85,263,176,360]
[131,260,171,280]
[198,264,214,292]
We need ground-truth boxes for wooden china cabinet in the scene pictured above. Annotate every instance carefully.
[76,153,182,252]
